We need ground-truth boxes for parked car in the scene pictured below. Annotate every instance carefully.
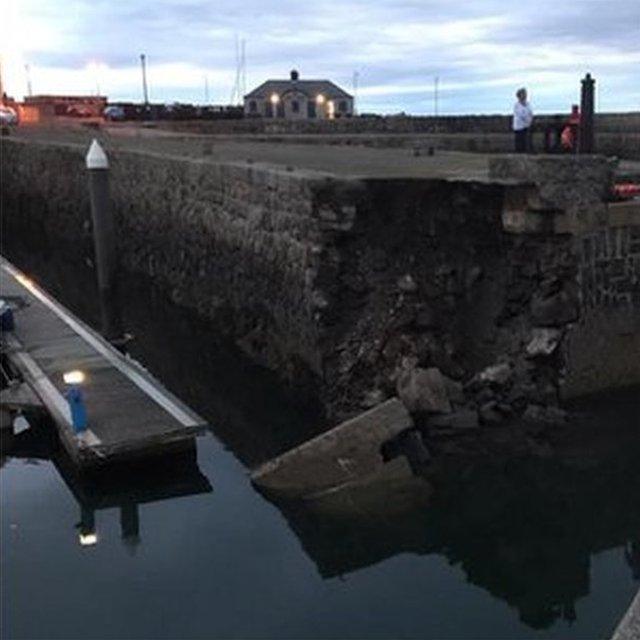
[67,105,93,118]
[103,105,126,121]
[0,105,18,125]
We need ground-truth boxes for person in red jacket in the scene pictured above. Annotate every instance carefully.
[561,105,580,152]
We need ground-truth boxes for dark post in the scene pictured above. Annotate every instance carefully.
[578,73,595,154]
[86,139,122,341]
[120,502,141,554]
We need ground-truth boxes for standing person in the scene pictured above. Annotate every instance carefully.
[513,87,533,153]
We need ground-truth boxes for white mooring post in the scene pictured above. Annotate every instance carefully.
[86,139,122,341]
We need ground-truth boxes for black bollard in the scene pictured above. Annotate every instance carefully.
[578,73,595,154]
[86,139,123,341]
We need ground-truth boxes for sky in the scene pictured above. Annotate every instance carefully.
[0,0,638,115]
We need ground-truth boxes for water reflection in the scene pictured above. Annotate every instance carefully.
[2,246,325,468]
[266,394,640,630]
[2,417,212,552]
[2,243,639,637]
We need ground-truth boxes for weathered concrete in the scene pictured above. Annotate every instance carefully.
[563,229,640,398]
[491,154,614,234]
[251,398,413,497]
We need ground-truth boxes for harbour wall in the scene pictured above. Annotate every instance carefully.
[2,138,639,423]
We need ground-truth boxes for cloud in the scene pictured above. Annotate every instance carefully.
[1,0,638,113]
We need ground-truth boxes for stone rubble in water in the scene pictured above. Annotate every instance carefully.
[523,404,568,426]
[479,400,504,425]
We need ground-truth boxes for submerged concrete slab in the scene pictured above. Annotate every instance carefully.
[251,398,413,498]
[612,589,640,640]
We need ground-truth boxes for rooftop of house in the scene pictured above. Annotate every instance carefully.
[244,70,353,101]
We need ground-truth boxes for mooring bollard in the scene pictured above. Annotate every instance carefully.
[86,139,123,341]
[578,73,595,154]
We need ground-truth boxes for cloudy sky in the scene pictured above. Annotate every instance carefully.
[1,0,638,114]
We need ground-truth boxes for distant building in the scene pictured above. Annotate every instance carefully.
[244,70,353,120]
[23,95,107,118]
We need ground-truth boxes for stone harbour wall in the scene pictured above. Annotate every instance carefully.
[2,139,639,432]
[0,138,363,393]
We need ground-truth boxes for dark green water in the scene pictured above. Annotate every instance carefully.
[1,250,639,639]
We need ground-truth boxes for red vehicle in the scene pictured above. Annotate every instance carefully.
[67,105,94,118]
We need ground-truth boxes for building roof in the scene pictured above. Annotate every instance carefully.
[245,79,352,101]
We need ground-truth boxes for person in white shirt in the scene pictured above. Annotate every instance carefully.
[513,88,533,153]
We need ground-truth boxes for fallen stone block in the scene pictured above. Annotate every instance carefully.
[526,328,563,357]
[397,366,452,414]
[251,398,413,498]
[428,409,479,432]
[478,362,512,386]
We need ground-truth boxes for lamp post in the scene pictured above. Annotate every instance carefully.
[140,54,149,106]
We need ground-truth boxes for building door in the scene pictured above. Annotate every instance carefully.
[307,101,316,118]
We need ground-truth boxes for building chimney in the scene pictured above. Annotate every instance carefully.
[290,69,299,81]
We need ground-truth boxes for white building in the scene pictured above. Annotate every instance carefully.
[244,70,354,120]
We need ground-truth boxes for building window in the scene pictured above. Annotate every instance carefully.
[292,100,299,113]
[249,100,257,113]
[339,101,347,112]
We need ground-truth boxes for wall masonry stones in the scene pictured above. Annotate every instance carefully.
[0,138,365,396]
[561,224,640,397]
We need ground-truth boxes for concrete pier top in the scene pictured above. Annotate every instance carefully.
[612,590,640,640]
[5,125,493,181]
